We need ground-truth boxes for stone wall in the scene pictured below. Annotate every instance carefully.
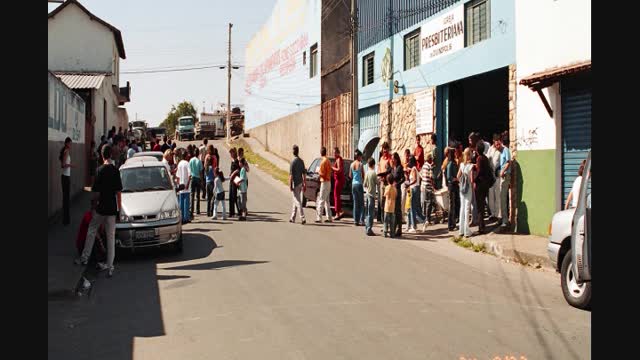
[379,93,436,157]
[508,63,518,229]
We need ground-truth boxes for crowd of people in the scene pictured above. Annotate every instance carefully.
[63,131,255,277]
[287,131,514,239]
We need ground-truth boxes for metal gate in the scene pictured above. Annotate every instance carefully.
[561,75,591,202]
[358,105,381,161]
[322,92,352,158]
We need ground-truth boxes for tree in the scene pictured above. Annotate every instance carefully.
[159,101,198,137]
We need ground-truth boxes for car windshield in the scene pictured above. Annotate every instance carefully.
[179,118,193,125]
[131,121,145,128]
[121,166,172,192]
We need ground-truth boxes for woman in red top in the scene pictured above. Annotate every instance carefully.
[331,147,345,220]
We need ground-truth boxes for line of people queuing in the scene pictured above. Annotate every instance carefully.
[287,131,513,239]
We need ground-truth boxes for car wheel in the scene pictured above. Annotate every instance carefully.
[560,250,591,310]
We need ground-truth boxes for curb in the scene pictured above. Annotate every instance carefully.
[468,237,553,270]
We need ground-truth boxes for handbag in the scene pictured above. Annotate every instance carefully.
[405,186,412,210]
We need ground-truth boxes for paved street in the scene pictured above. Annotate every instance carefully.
[48,139,590,360]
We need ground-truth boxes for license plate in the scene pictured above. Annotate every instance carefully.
[136,229,156,240]
[340,194,350,201]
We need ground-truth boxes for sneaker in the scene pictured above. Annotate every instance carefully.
[315,218,321,223]
[421,221,428,232]
[96,262,109,271]
[289,219,295,223]
[366,230,375,236]
[301,218,306,225]
[74,257,87,266]
[407,228,416,234]
[107,268,114,278]
[211,216,218,220]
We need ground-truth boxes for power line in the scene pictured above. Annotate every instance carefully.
[121,64,229,74]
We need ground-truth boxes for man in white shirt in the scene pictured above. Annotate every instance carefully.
[175,149,192,223]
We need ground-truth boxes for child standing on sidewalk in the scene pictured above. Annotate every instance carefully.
[383,174,397,238]
[212,168,227,220]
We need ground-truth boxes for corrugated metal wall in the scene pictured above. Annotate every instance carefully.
[561,75,591,202]
[322,92,353,158]
[358,0,462,51]
[358,105,381,161]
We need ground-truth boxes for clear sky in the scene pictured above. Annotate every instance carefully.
[48,0,278,126]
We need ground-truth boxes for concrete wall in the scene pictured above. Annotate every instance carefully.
[514,0,591,235]
[358,0,516,110]
[48,2,120,84]
[249,105,321,168]
[244,0,321,130]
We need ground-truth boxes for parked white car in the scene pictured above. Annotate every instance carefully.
[547,151,591,310]
[116,159,183,252]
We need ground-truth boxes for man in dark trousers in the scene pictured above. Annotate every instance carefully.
[473,141,492,234]
[75,144,123,278]
[228,147,241,218]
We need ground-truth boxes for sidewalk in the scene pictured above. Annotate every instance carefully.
[240,137,291,173]
[233,136,552,270]
[48,189,92,297]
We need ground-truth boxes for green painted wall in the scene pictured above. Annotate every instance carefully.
[514,149,556,236]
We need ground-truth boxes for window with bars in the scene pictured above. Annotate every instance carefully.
[404,29,421,70]
[465,0,491,46]
[310,44,318,78]
[363,52,374,86]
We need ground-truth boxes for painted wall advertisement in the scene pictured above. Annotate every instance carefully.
[415,87,434,135]
[48,73,85,143]
[421,5,464,65]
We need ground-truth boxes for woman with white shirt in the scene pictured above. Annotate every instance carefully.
[457,148,475,238]
[565,160,586,210]
[59,137,73,226]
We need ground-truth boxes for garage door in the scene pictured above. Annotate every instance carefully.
[561,75,591,202]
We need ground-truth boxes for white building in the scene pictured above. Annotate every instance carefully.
[514,0,591,236]
[48,0,130,145]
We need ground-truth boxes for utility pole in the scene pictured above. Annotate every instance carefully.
[350,0,358,155]
[227,23,233,143]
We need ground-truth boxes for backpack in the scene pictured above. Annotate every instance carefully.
[459,165,470,195]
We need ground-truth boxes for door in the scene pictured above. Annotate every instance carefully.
[358,106,381,162]
[561,74,591,203]
[304,158,321,201]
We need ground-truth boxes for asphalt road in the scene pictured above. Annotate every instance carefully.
[48,139,590,360]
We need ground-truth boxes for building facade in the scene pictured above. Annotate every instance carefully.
[245,0,322,166]
[356,0,516,157]
[515,0,591,236]
[48,0,129,146]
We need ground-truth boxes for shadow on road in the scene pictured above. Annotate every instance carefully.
[163,260,269,271]
[48,232,219,360]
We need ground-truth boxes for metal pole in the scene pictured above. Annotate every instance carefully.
[227,23,233,143]
[351,0,358,155]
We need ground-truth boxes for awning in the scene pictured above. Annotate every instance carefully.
[519,60,591,118]
[519,60,591,90]
[53,72,109,89]
[358,129,380,152]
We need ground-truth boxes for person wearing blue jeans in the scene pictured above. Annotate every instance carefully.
[363,158,377,236]
[350,150,365,226]
[175,149,191,223]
